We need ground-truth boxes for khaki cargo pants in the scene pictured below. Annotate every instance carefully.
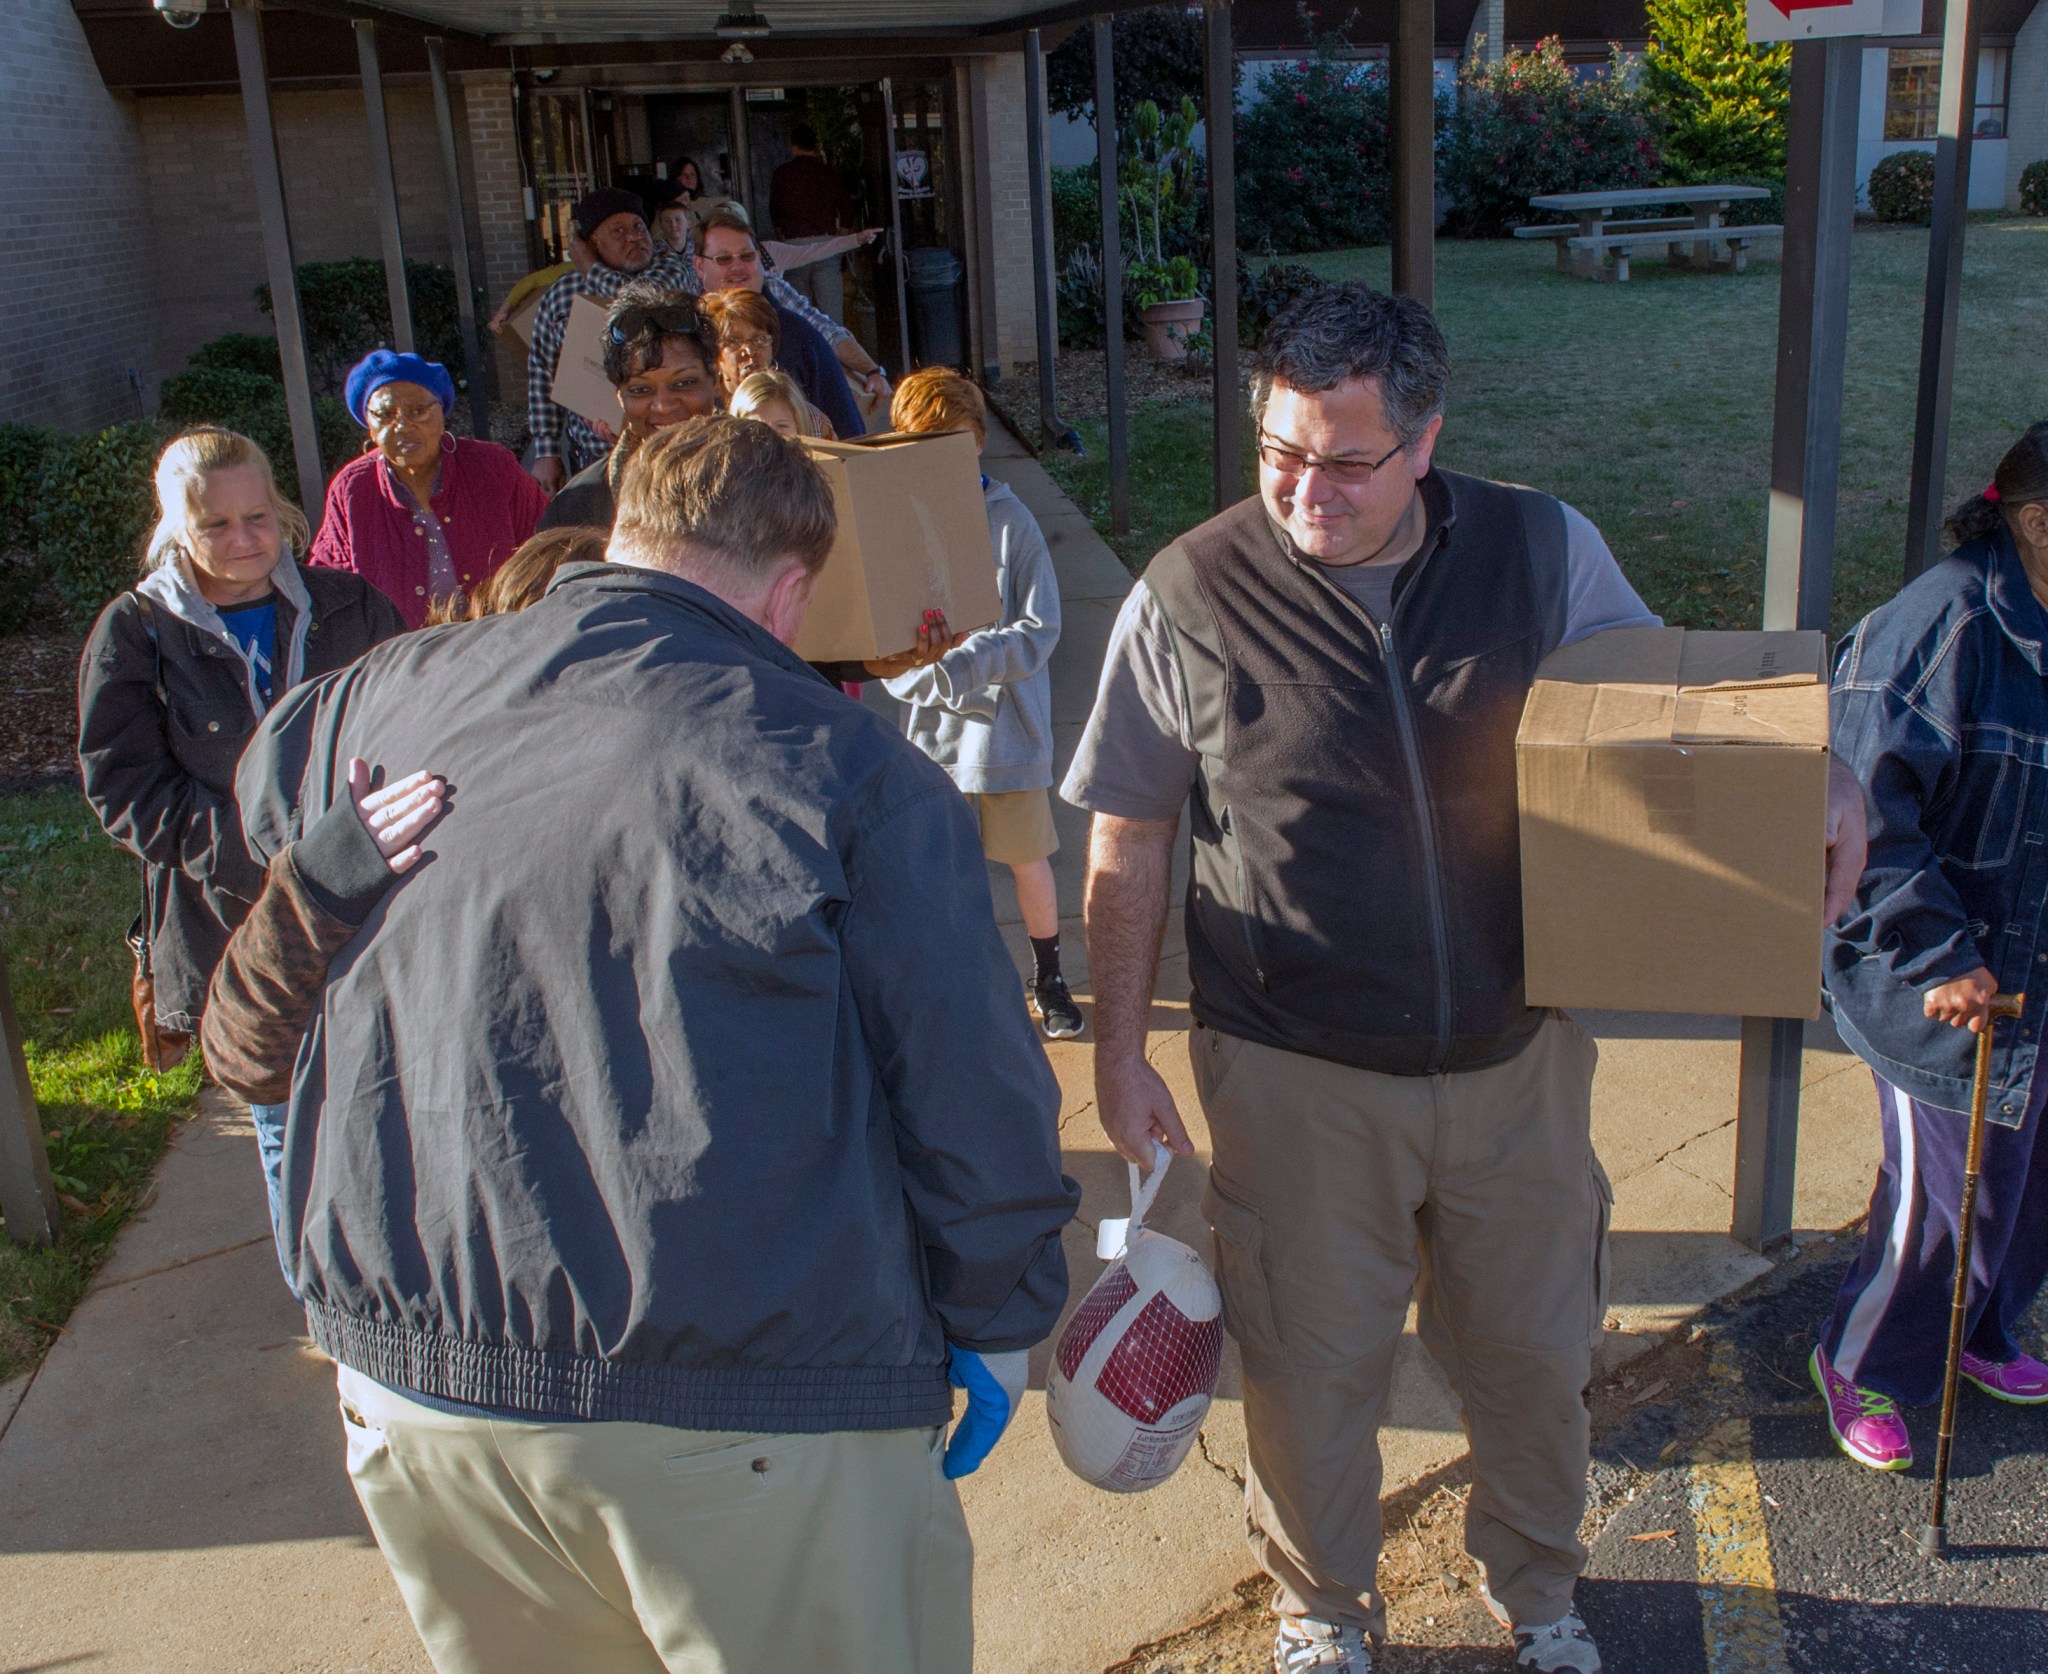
[1194,1013,1610,1638]
[337,1365,974,1674]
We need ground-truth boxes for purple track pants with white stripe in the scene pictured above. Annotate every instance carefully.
[1819,1069,2048,1407]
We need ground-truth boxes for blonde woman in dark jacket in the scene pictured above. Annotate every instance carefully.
[78,427,402,1254]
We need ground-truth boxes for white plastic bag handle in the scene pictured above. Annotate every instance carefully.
[1095,1140,1172,1261]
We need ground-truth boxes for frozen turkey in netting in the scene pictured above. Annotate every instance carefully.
[1046,1146,1223,1493]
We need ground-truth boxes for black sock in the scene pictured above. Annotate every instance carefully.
[1029,935,1061,984]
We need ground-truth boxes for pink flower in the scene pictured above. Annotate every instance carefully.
[1296,93,1310,106]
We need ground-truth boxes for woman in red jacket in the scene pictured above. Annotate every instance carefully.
[310,351,549,627]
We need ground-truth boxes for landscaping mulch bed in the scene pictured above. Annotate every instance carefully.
[1004,349,1243,428]
[0,635,84,790]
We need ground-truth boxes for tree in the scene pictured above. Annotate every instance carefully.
[1642,0,1791,181]
[1046,7,1230,129]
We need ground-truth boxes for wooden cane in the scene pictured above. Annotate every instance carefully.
[1919,989,2026,1559]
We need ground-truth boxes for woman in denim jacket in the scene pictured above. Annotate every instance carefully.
[1812,422,2048,1472]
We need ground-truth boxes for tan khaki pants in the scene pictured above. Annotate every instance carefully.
[1193,1014,1609,1637]
[337,1366,973,1674]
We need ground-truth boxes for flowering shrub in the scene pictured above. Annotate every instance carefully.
[1441,40,1661,237]
[1866,150,1935,223]
[1236,41,1419,253]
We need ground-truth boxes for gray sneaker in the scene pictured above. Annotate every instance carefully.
[1273,1616,1374,1673]
[1479,1586,1603,1674]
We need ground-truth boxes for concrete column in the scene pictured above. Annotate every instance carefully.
[354,20,414,354]
[1391,0,1436,305]
[228,0,326,523]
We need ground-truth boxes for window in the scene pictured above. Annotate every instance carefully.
[1885,46,2014,142]
[1886,48,1942,140]
[1976,47,2010,139]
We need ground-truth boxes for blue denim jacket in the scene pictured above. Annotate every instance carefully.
[1824,530,2048,1123]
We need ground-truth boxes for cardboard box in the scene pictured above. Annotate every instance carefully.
[548,293,620,430]
[1517,626,1831,1019]
[792,430,1002,664]
[503,291,544,348]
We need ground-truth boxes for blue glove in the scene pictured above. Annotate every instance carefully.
[942,1348,1030,1480]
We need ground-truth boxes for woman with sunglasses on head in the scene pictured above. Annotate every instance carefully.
[309,351,549,629]
[539,283,722,535]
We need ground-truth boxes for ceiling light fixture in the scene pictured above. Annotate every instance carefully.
[714,6,772,38]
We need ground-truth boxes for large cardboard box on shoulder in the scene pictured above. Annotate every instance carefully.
[1517,626,1831,1019]
[792,429,1002,665]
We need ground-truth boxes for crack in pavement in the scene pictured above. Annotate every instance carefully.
[100,1234,271,1291]
[1198,1427,1246,1490]
[1613,1113,1740,1187]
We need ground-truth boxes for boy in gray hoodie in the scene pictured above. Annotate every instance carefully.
[882,370,1082,1039]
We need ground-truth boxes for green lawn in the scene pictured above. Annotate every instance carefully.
[0,789,202,1382]
[1046,219,2048,636]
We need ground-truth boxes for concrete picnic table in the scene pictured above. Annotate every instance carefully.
[1523,185,1775,279]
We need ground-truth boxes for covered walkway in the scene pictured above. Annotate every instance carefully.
[0,422,1888,1674]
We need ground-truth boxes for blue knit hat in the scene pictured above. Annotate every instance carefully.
[344,350,457,427]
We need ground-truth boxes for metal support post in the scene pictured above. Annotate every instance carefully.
[354,20,414,354]
[730,85,753,217]
[967,60,1004,385]
[1024,29,1079,451]
[1391,0,1436,306]
[426,38,490,439]
[1094,16,1128,536]
[1903,0,1984,583]
[1732,38,1862,1254]
[0,951,58,1248]
[1206,0,1241,513]
[880,77,913,376]
[231,0,327,525]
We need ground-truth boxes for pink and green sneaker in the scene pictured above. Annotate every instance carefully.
[1960,1349,2048,1403]
[1811,1344,1913,1471]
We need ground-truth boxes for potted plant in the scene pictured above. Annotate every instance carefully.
[1131,257,1205,361]
[1124,97,1206,361]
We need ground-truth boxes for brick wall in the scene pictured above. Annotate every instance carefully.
[982,52,1040,373]
[138,84,478,375]
[0,0,157,431]
[457,72,536,397]
[2007,2,2047,210]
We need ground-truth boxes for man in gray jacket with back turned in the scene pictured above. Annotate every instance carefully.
[236,415,1079,1674]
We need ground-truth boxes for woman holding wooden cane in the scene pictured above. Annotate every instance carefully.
[1814,422,2048,1471]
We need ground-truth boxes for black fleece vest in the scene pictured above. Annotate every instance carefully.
[1145,469,1569,1076]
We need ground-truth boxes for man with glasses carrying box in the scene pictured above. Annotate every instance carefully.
[1061,284,1869,1674]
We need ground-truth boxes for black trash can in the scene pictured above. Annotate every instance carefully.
[905,247,965,370]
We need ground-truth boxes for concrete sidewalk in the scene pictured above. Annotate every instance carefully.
[0,423,1883,1674]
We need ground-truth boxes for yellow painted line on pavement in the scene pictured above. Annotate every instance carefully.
[1686,1340,1793,1674]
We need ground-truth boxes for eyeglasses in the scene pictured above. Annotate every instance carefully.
[701,248,761,270]
[607,305,698,345]
[1256,430,1406,485]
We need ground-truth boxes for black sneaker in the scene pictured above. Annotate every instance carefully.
[1027,972,1085,1039]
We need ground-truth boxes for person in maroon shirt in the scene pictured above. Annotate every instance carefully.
[769,125,856,326]
[310,351,550,629]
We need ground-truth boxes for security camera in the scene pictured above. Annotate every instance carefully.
[153,0,212,26]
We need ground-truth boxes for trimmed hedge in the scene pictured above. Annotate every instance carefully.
[1867,150,1935,223]
[29,422,168,628]
[157,365,359,477]
[0,426,55,631]
[256,258,468,396]
[2019,158,2048,217]
[6,315,370,631]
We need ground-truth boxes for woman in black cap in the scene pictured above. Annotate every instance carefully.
[525,188,698,491]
